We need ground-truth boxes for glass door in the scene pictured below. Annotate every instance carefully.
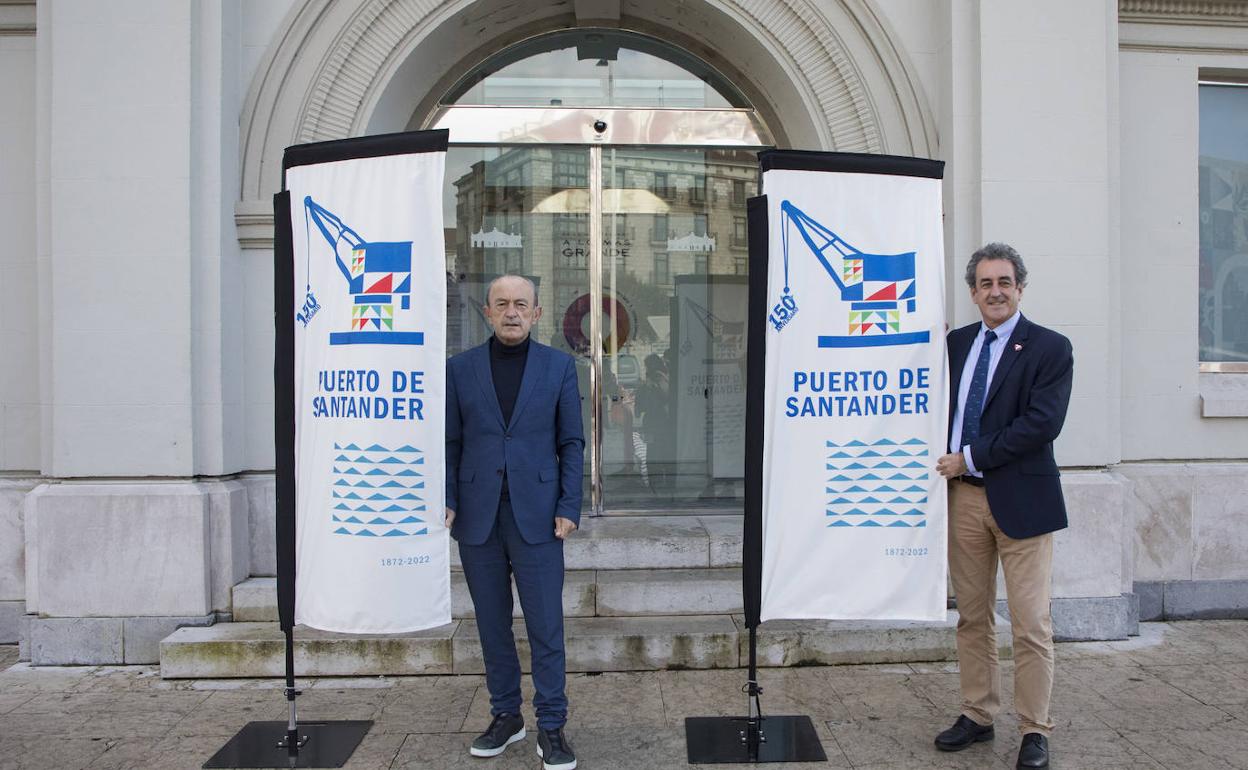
[442,143,763,512]
[432,27,773,512]
[599,148,759,508]
[444,145,594,503]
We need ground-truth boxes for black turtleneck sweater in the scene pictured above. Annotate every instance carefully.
[490,334,529,425]
[490,335,529,499]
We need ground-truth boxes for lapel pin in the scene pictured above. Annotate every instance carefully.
[1014,343,1023,351]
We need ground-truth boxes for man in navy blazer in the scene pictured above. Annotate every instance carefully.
[445,275,584,770]
[934,244,1073,769]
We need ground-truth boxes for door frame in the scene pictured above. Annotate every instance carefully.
[435,106,772,513]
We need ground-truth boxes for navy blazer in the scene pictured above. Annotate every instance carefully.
[445,338,585,545]
[947,314,1073,539]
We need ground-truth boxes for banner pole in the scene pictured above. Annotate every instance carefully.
[683,191,825,764]
[746,624,761,761]
[280,626,303,751]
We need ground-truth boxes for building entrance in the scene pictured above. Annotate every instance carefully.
[431,30,771,513]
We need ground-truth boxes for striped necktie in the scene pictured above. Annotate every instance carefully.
[959,329,997,452]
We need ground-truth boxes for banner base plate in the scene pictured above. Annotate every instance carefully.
[685,715,827,764]
[203,720,372,768]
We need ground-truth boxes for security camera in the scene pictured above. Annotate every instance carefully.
[593,120,608,134]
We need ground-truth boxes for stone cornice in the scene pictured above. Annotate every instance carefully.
[1120,0,1248,27]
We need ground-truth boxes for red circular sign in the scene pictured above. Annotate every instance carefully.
[562,293,631,354]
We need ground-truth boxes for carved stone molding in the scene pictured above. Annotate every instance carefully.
[298,0,441,144]
[0,0,36,35]
[723,0,879,153]
[237,0,936,248]
[1120,0,1248,26]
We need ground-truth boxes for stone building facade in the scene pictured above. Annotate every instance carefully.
[1,0,1246,666]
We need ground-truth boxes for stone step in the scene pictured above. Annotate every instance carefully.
[234,568,741,622]
[230,515,746,623]
[747,614,1013,666]
[454,615,739,673]
[231,577,277,622]
[449,515,744,570]
[231,572,599,622]
[159,611,1009,678]
[450,570,597,618]
[595,568,743,616]
[159,621,456,678]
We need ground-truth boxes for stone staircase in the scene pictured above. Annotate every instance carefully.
[160,515,1011,677]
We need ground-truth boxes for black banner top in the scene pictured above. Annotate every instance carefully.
[282,129,450,173]
[759,149,944,180]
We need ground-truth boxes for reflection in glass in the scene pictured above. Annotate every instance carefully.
[598,149,759,508]
[1199,84,1248,362]
[443,147,594,503]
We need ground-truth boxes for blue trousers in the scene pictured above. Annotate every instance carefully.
[458,498,567,729]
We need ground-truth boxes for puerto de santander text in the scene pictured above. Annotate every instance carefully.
[785,367,930,418]
[311,369,426,420]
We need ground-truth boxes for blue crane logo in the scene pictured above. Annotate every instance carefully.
[302,197,424,346]
[770,200,929,348]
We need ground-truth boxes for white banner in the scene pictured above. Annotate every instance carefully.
[288,147,450,633]
[760,158,947,622]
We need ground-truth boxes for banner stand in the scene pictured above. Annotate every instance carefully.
[200,627,371,769]
[685,195,826,765]
[685,625,826,764]
[201,191,371,770]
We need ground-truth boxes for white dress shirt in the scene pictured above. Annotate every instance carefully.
[949,310,1021,476]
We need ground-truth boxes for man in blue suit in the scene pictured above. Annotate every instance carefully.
[934,244,1073,769]
[445,274,584,770]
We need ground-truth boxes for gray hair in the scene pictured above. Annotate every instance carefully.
[964,242,1028,288]
[485,274,539,306]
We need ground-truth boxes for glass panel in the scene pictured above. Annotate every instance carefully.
[445,28,746,108]
[599,148,759,507]
[1199,83,1248,363]
[444,146,593,505]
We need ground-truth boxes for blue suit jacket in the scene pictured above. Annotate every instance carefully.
[947,314,1073,539]
[445,338,585,545]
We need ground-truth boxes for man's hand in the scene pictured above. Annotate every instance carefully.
[936,452,968,479]
[554,517,578,540]
[444,507,456,528]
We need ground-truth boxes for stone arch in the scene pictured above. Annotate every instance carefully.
[236,0,937,246]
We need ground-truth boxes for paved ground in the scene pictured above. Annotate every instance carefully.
[1,620,1246,769]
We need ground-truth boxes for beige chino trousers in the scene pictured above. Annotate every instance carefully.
[948,478,1056,736]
